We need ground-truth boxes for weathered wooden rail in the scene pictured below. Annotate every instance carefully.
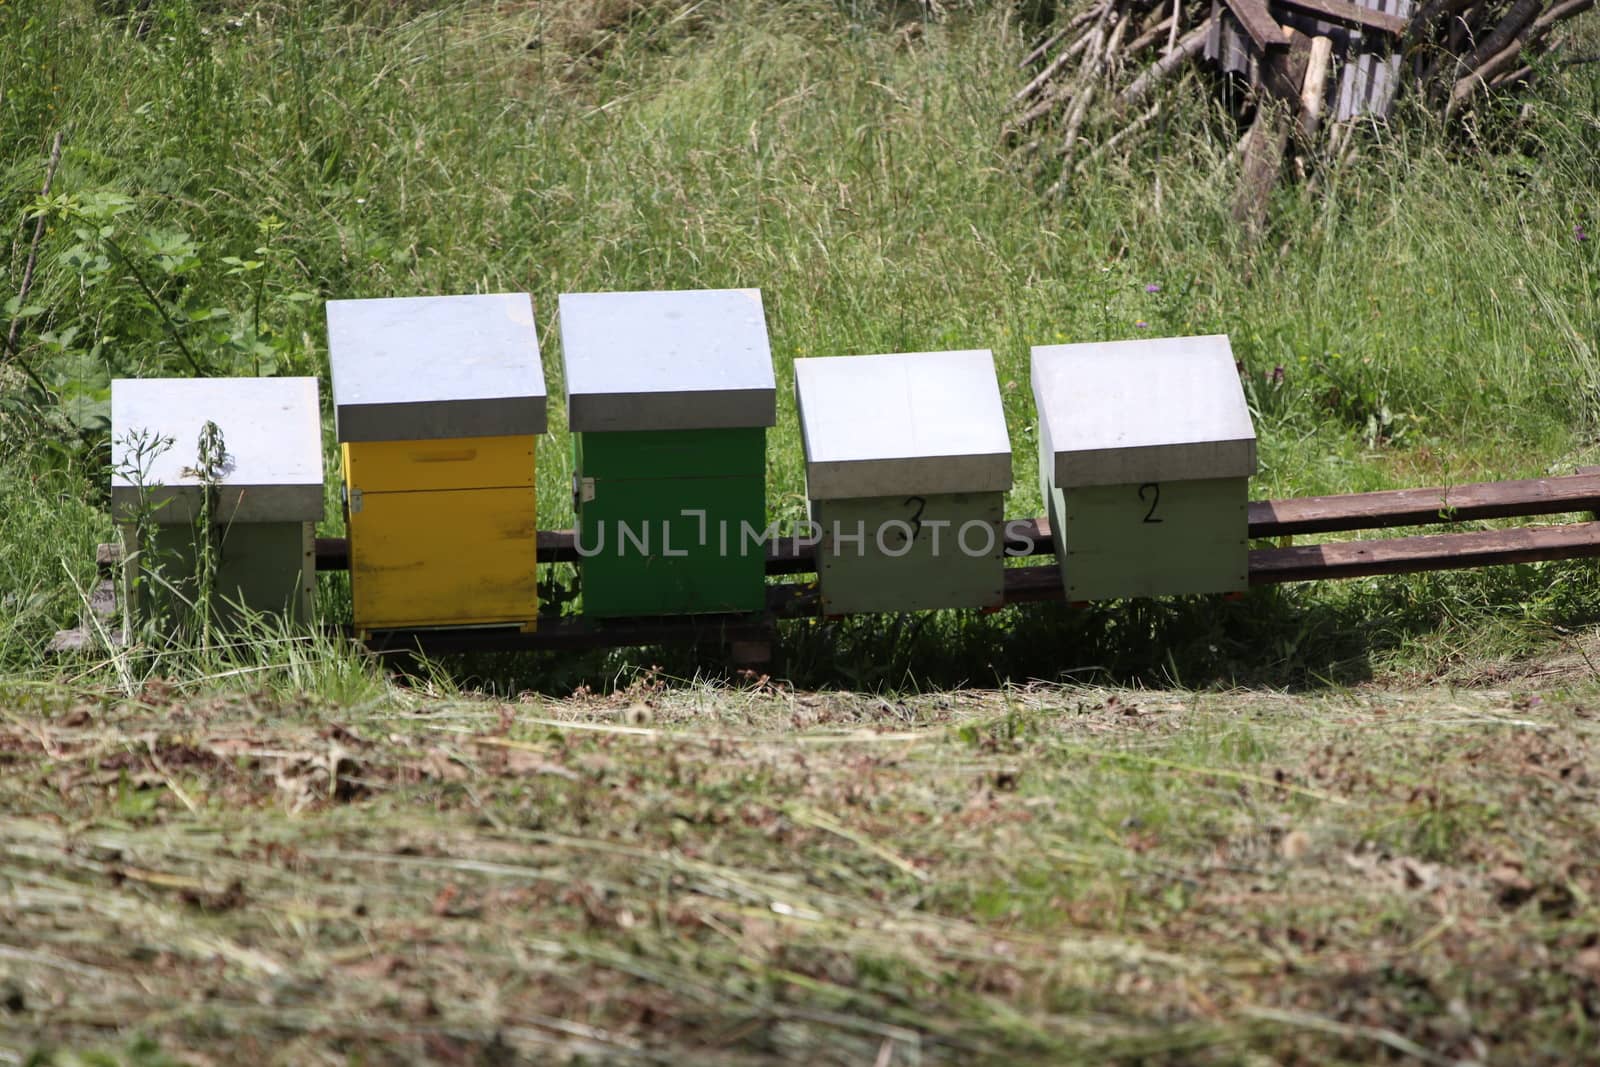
[58,473,1600,662]
[312,472,1600,573]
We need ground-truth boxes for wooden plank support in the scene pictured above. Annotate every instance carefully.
[1260,26,1315,105]
[1224,0,1289,50]
[965,521,1600,605]
[994,520,1600,606]
[490,473,1600,568]
[71,516,1600,655]
[1244,473,1600,537]
[132,474,1600,580]
[366,521,1600,651]
[361,613,776,656]
[1271,0,1410,35]
[1299,34,1335,137]
[1232,101,1293,236]
[1247,520,1600,583]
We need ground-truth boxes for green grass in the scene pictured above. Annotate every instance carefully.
[1,1,1599,681]
[0,0,1593,694]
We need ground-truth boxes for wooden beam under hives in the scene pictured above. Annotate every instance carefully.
[306,472,1600,573]
[54,516,1600,655]
[58,474,1600,658]
[996,521,1600,600]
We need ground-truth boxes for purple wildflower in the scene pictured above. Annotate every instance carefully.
[1577,223,1589,243]
[1134,320,1149,329]
[1145,283,1161,293]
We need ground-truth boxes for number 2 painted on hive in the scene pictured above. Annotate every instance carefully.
[1138,482,1163,524]
[904,495,927,543]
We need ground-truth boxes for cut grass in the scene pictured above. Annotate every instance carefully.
[2,678,1597,1063]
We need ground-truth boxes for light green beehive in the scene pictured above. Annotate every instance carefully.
[795,350,1012,615]
[1031,335,1257,601]
[111,377,324,628]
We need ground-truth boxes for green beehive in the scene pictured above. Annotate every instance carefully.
[559,288,776,618]
[110,377,324,628]
[795,350,1012,615]
[1032,335,1257,601]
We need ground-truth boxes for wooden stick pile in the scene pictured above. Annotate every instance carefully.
[1006,0,1595,188]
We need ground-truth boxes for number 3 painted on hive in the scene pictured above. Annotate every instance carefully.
[904,495,927,543]
[1138,482,1163,524]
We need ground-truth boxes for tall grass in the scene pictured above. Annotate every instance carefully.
[3,0,1599,688]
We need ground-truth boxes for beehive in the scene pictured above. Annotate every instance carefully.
[326,293,547,632]
[559,288,775,618]
[110,376,323,627]
[1032,334,1257,601]
[795,350,1012,614]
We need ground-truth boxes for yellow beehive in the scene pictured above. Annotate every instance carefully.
[326,294,547,633]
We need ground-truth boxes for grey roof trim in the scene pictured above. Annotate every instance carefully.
[110,376,325,523]
[1049,439,1258,488]
[559,288,777,431]
[335,395,549,443]
[110,484,323,524]
[326,292,548,442]
[1031,334,1258,487]
[567,388,777,433]
[794,349,1013,499]
[804,453,1013,500]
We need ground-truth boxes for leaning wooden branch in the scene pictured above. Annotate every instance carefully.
[1019,3,1104,67]
[1456,0,1546,77]
[1054,7,1119,177]
[1127,13,1176,54]
[1537,0,1596,30]
[1074,102,1163,174]
[1446,0,1595,117]
[1012,28,1094,107]
[1120,15,1217,108]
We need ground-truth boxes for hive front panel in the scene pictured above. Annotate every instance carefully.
[810,492,1006,615]
[340,439,539,629]
[575,429,768,617]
